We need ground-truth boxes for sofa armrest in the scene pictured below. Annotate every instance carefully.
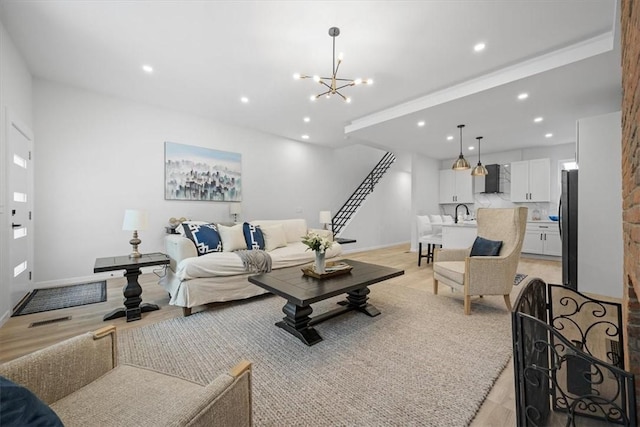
[177,360,253,427]
[165,234,198,271]
[0,325,117,405]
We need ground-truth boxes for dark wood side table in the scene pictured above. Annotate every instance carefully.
[94,252,169,322]
[335,237,356,244]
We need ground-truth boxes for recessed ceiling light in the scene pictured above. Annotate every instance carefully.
[301,134,309,140]
[446,135,454,141]
[517,93,529,100]
[545,133,553,138]
[468,146,475,150]
[473,43,486,52]
[417,121,426,127]
[142,65,153,73]
[303,117,310,123]
[534,117,543,123]
[240,97,249,103]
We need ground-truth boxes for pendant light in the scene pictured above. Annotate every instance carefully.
[471,136,489,176]
[452,124,470,170]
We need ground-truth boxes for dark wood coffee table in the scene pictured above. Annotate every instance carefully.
[248,259,404,346]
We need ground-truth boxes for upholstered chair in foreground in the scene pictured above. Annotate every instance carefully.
[0,325,252,427]
[432,207,527,315]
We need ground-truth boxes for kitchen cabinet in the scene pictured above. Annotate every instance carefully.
[522,222,561,256]
[510,158,550,202]
[439,169,473,204]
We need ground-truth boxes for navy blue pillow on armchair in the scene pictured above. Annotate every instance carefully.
[470,236,503,257]
[0,376,64,427]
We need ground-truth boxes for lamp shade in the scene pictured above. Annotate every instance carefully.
[319,211,332,224]
[229,203,242,215]
[122,209,148,231]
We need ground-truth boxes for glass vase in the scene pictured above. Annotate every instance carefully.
[314,251,326,274]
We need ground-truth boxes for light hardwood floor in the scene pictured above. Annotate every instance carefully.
[0,244,562,425]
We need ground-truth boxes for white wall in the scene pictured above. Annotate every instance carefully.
[409,154,441,251]
[0,20,33,323]
[33,80,409,285]
[341,151,414,252]
[577,111,622,298]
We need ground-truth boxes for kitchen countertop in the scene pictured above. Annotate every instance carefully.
[442,220,559,228]
[442,221,477,228]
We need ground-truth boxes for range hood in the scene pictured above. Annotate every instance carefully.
[483,164,503,193]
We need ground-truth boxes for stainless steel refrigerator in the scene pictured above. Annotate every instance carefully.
[560,169,578,290]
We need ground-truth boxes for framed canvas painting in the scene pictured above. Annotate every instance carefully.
[165,142,242,201]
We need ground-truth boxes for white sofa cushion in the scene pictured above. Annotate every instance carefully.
[217,224,246,252]
[251,219,307,243]
[260,224,288,252]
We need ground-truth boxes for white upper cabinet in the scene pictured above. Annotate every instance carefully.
[510,158,550,202]
[439,169,473,204]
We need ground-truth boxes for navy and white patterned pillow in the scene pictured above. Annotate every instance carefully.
[243,222,265,250]
[181,223,223,255]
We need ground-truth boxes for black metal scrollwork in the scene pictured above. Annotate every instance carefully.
[512,279,636,426]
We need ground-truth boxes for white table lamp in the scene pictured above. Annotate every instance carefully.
[319,211,332,230]
[229,203,242,222]
[123,209,148,258]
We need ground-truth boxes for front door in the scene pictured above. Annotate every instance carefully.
[7,115,34,307]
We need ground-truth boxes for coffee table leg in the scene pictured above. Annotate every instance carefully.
[338,286,381,317]
[275,302,323,346]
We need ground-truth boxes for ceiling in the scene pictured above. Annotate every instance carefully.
[0,1,621,160]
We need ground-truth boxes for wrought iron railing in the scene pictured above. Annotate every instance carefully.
[331,152,395,237]
[512,278,636,426]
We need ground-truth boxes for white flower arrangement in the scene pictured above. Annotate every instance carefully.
[301,232,333,254]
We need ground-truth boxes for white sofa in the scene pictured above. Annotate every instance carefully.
[159,218,342,315]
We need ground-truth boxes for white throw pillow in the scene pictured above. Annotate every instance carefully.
[217,223,246,252]
[416,216,432,236]
[429,215,443,224]
[261,224,288,252]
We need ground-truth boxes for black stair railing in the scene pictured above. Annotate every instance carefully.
[331,152,396,237]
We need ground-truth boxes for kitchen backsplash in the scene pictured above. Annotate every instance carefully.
[439,192,556,222]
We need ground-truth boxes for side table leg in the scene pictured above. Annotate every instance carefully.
[103,267,159,322]
[275,302,322,346]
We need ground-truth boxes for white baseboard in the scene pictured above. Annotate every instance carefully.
[342,241,410,255]
[0,309,10,328]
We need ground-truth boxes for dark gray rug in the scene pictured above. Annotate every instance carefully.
[12,281,107,316]
[119,280,513,426]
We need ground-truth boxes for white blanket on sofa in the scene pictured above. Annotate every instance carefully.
[174,242,341,281]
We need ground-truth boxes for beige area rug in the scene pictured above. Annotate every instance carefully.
[118,282,513,426]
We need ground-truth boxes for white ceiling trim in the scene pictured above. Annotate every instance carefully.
[344,31,614,135]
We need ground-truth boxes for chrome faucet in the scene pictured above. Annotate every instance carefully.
[455,204,470,223]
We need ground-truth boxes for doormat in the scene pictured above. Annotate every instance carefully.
[514,273,528,286]
[12,281,107,316]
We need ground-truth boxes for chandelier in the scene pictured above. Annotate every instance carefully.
[294,27,372,103]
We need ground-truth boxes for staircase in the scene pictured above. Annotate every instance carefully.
[331,152,396,237]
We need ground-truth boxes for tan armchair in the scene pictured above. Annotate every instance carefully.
[433,207,527,315]
[0,325,253,427]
